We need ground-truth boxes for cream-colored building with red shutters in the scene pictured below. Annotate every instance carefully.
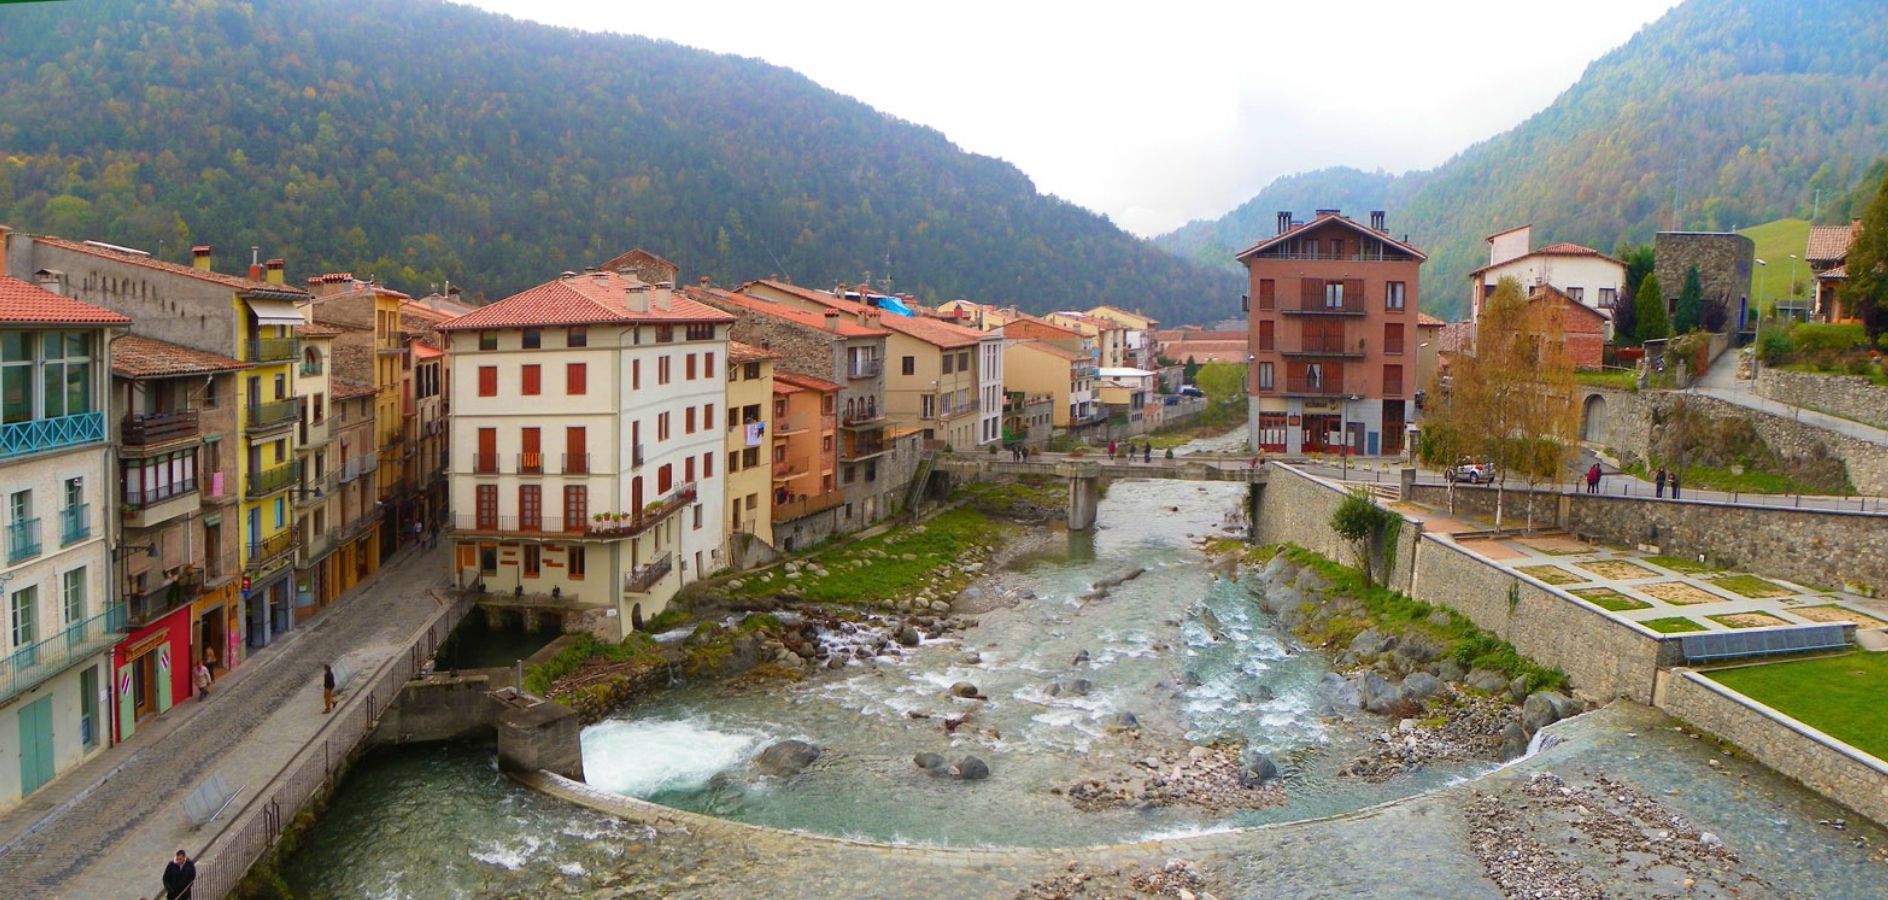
[438,269,734,636]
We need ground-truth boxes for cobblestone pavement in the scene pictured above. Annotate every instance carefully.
[0,545,447,899]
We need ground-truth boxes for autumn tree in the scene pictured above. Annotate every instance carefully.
[1634,272,1671,343]
[1839,167,1888,342]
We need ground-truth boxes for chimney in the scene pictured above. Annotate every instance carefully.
[265,258,285,284]
[0,225,11,279]
[1369,210,1386,231]
[823,309,841,333]
[698,276,711,287]
[192,245,213,271]
[652,281,672,312]
[1276,211,1292,235]
[624,284,650,314]
[249,263,265,281]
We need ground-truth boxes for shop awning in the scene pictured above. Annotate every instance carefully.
[244,298,305,327]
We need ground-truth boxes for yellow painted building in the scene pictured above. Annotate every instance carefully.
[724,342,776,548]
[232,259,306,645]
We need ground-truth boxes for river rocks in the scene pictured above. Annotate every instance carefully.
[1501,722,1529,760]
[950,756,990,780]
[1238,748,1279,786]
[959,650,982,665]
[1435,658,1467,684]
[896,626,922,647]
[1341,687,1521,782]
[1509,675,1530,702]
[1244,684,1276,703]
[1107,711,1141,731]
[1319,672,1361,709]
[1465,668,1509,694]
[1399,672,1442,702]
[1521,691,1579,734]
[753,740,821,777]
[1348,628,1397,656]
[1067,678,1094,697]
[1071,649,1091,665]
[1358,672,1398,713]
[913,751,946,772]
[1063,744,1287,814]
[948,681,984,700]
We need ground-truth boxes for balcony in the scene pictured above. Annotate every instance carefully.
[1,603,127,708]
[774,490,844,521]
[452,485,695,540]
[840,434,887,461]
[123,476,201,528]
[775,417,808,436]
[472,453,500,475]
[339,507,383,542]
[518,452,545,475]
[248,338,300,362]
[0,411,106,460]
[1283,376,1346,397]
[840,410,888,429]
[300,359,323,376]
[298,416,331,449]
[452,514,587,535]
[245,530,295,565]
[124,569,202,627]
[339,454,378,484]
[246,461,302,498]
[847,359,882,379]
[623,553,673,595]
[295,473,335,508]
[300,530,337,566]
[8,517,41,563]
[1282,296,1365,316]
[246,398,299,433]
[60,504,89,546]
[122,411,200,449]
[772,454,811,481]
[566,452,591,475]
[1280,335,1366,358]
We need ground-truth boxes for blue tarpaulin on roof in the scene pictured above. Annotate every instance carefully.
[873,296,916,317]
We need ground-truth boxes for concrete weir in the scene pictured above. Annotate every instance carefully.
[930,454,1266,531]
[369,669,586,781]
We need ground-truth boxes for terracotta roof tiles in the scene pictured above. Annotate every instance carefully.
[686,287,888,338]
[729,340,779,364]
[438,271,733,332]
[0,276,133,325]
[1806,223,1857,263]
[110,334,247,378]
[30,236,308,298]
[774,371,843,393]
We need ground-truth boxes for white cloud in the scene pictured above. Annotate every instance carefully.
[457,0,1681,235]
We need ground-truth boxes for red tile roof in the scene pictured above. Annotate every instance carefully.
[298,323,342,338]
[1817,264,1848,279]
[30,236,308,297]
[412,343,445,360]
[1235,211,1428,262]
[729,340,779,364]
[744,280,986,348]
[0,276,132,325]
[438,271,735,331]
[774,371,843,393]
[110,334,247,378]
[333,380,376,400]
[1806,223,1857,263]
[685,287,888,338]
[1417,313,1448,327]
[1469,241,1623,276]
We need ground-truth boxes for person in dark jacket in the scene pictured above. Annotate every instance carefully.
[1143,444,1151,463]
[322,664,337,713]
[163,850,196,899]
[1655,466,1667,498]
[1670,470,1681,499]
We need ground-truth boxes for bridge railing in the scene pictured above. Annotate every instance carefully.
[177,589,471,899]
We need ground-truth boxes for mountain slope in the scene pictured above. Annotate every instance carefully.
[0,0,1239,322]
[1157,0,1888,320]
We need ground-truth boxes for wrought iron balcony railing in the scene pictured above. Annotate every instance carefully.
[0,412,105,459]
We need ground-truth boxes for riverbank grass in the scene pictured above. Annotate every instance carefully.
[1708,652,1888,761]
[728,507,1007,605]
[523,633,659,695]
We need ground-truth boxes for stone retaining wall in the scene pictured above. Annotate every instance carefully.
[1658,669,1888,828]
[1254,465,1417,595]
[1755,368,1888,432]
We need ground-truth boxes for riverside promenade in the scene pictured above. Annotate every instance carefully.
[0,545,448,900]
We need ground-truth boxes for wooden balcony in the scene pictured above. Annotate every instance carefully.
[122,411,200,448]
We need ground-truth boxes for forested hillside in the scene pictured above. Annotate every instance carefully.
[0,0,1240,321]
[1157,0,1888,320]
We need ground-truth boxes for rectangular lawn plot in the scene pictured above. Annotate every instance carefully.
[1571,587,1652,612]
[1708,612,1792,629]
[1641,616,1707,634]
[1790,604,1888,629]
[1517,565,1586,586]
[1709,575,1794,599]
[1574,559,1660,581]
[1637,581,1727,606]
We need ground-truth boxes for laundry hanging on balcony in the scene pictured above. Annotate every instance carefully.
[744,421,765,446]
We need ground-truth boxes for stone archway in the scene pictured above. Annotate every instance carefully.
[631,603,644,631]
[1581,393,1608,443]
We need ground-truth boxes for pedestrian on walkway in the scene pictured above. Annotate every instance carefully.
[412,520,424,547]
[194,660,213,700]
[1144,444,1152,464]
[1107,440,1117,460]
[1655,467,1668,498]
[322,664,337,714]
[163,849,195,899]
[1670,470,1681,499]
[1586,463,1601,494]
[201,645,217,680]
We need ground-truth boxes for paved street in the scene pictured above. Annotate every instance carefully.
[0,546,447,900]
[1693,345,1888,447]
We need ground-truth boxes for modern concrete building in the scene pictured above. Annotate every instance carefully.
[1470,225,1626,322]
[1240,209,1426,456]
[440,271,734,635]
[724,341,777,550]
[0,274,127,812]
[1096,367,1157,435]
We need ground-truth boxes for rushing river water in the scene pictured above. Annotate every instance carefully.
[282,435,1888,897]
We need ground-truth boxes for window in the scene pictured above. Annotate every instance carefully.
[703,452,714,478]
[519,485,542,531]
[478,332,497,351]
[563,485,587,527]
[658,356,671,385]
[523,545,541,578]
[901,356,916,376]
[921,394,935,418]
[274,497,285,529]
[566,363,587,395]
[1330,238,1345,259]
[743,362,760,380]
[685,456,695,483]
[728,451,739,473]
[685,407,696,434]
[204,378,220,409]
[742,447,759,468]
[1386,282,1406,311]
[10,585,36,652]
[704,404,715,430]
[1258,320,1274,352]
[658,412,671,441]
[1567,287,1585,304]
[1258,362,1274,390]
[568,545,586,579]
[478,366,497,397]
[1259,279,1276,310]
[632,359,641,390]
[1323,281,1346,308]
[1385,323,1405,355]
[1599,288,1618,307]
[658,463,673,493]
[475,485,498,529]
[704,352,715,376]
[8,331,97,423]
[63,567,85,623]
[479,544,497,575]
[655,324,674,343]
[1384,364,1404,395]
[959,351,971,371]
[522,329,541,350]
[693,505,702,530]
[686,353,697,381]
[567,327,587,348]
[942,354,954,375]
[521,364,541,396]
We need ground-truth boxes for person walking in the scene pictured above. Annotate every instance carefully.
[1143,443,1152,464]
[1107,440,1117,461]
[1655,467,1668,498]
[194,659,213,700]
[322,664,337,714]
[163,850,196,899]
[1670,470,1681,499]
[1585,463,1601,494]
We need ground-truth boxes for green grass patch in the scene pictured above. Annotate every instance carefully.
[1517,565,1585,585]
[523,633,658,695]
[1641,616,1707,634]
[952,476,1067,517]
[1624,461,1844,496]
[1276,545,1567,694]
[644,607,692,633]
[1709,652,1888,760]
[1643,554,1723,574]
[1739,218,1812,313]
[1574,369,1638,390]
[1706,612,1792,629]
[1572,587,1653,612]
[728,507,1007,605]
[1709,574,1794,599]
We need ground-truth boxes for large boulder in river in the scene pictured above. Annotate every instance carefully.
[753,740,822,777]
[1399,672,1442,702]
[1500,723,1530,760]
[949,681,984,699]
[1358,672,1399,713]
[1067,678,1094,697]
[951,756,990,780]
[1522,691,1575,734]
[1239,748,1280,786]
[1107,711,1140,731]
[913,752,946,772]
[1319,672,1361,709]
[1348,628,1397,657]
[1465,668,1509,694]
[896,626,922,647]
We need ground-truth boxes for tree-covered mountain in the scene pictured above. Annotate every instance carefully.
[1157,0,1888,320]
[0,0,1240,323]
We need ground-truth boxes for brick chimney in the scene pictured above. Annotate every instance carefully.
[263,259,285,285]
[823,309,841,333]
[192,245,213,271]
[0,225,10,278]
[249,262,265,281]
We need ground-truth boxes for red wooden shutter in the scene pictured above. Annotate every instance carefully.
[521,364,541,395]
[478,366,497,397]
[566,363,587,395]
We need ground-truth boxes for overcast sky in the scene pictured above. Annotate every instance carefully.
[461,0,1683,237]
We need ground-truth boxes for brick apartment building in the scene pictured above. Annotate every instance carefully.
[1241,210,1425,456]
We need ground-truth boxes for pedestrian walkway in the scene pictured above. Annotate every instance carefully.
[0,545,447,900]
[1695,344,1888,447]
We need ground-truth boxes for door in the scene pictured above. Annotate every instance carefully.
[79,665,99,749]
[477,428,496,473]
[17,696,54,796]
[133,650,158,721]
[565,426,586,474]
[521,428,541,473]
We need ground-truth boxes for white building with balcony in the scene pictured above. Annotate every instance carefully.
[439,271,733,637]
[0,276,128,812]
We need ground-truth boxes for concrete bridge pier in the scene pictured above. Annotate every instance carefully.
[1067,463,1102,531]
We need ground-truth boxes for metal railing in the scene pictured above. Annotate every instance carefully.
[339,455,378,483]
[452,514,586,534]
[624,553,672,594]
[60,503,89,545]
[1283,334,1363,356]
[1282,294,1366,315]
[564,452,591,475]
[246,399,298,431]
[182,591,471,899]
[123,411,200,447]
[847,359,881,379]
[245,530,295,564]
[125,476,199,509]
[0,411,105,459]
[518,452,545,475]
[8,517,41,563]
[772,455,810,479]
[1,602,127,708]
[840,435,886,460]
[841,409,887,427]
[1284,377,1346,396]
[246,461,302,498]
[472,453,499,475]
[247,338,300,362]
[299,360,323,376]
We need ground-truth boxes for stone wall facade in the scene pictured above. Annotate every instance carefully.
[1755,368,1888,432]
[1659,670,1888,828]
[1653,232,1754,325]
